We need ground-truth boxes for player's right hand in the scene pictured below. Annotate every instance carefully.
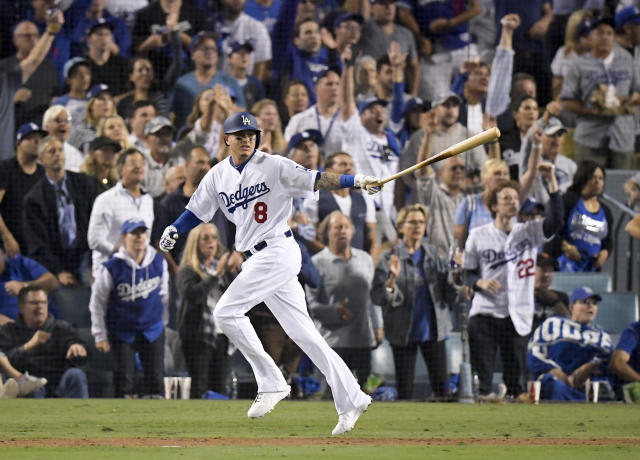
[160,225,179,252]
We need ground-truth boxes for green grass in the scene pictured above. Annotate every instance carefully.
[1,400,639,459]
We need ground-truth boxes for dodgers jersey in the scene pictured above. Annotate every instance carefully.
[186,150,318,251]
[463,219,545,336]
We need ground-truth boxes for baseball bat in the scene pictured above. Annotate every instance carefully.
[376,127,501,186]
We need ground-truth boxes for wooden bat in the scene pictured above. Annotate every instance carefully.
[376,127,501,186]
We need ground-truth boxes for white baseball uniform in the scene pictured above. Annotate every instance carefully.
[186,149,370,414]
[463,219,546,336]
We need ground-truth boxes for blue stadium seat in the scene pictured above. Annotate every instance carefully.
[51,286,92,328]
[594,292,639,335]
[550,272,613,295]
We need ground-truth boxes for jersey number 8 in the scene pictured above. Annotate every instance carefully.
[254,202,268,223]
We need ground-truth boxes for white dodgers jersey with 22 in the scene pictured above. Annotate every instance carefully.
[463,219,546,336]
[186,150,318,251]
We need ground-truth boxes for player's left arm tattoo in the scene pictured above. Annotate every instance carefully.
[314,172,343,191]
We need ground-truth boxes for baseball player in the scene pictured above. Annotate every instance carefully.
[463,166,563,398]
[160,112,380,435]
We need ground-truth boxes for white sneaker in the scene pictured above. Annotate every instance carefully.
[332,396,372,436]
[247,386,290,419]
[0,378,19,398]
[17,372,47,396]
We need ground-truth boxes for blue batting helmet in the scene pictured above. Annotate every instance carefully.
[223,112,261,149]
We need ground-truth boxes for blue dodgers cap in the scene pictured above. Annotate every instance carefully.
[358,96,388,114]
[228,41,254,56]
[616,6,640,28]
[121,219,148,235]
[87,83,111,99]
[63,57,90,79]
[333,12,364,30]
[288,129,323,152]
[403,97,431,116]
[583,16,616,34]
[576,20,592,38]
[569,286,603,305]
[86,17,115,36]
[16,122,47,143]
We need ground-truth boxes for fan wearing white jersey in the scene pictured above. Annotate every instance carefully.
[463,166,563,399]
[159,112,381,435]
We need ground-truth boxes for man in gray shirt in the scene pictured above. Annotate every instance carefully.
[0,11,63,160]
[357,0,420,96]
[561,16,640,169]
[306,211,380,388]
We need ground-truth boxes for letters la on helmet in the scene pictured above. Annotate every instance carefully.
[223,112,261,149]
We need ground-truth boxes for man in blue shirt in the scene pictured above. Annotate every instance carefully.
[610,321,640,392]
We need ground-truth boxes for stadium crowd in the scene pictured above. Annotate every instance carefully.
[2,0,640,403]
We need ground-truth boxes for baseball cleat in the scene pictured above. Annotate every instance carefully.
[247,386,291,419]
[331,396,372,436]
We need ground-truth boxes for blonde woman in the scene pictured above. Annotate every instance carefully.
[177,223,241,398]
[80,135,121,191]
[68,84,116,155]
[97,114,135,152]
[251,99,286,155]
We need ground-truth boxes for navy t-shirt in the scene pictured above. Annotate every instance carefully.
[0,255,48,319]
[409,247,436,342]
[616,321,640,376]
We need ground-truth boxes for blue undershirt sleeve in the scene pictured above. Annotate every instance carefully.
[172,209,204,235]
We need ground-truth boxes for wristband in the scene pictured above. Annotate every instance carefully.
[339,174,355,188]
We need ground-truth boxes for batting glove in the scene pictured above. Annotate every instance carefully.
[159,225,179,253]
[354,174,383,195]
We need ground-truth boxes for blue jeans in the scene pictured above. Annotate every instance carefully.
[32,368,89,398]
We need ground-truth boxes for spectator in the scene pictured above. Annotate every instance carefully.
[610,320,640,388]
[414,112,467,257]
[97,114,135,152]
[90,219,168,398]
[532,253,570,332]
[623,172,640,212]
[70,1,131,58]
[561,16,640,169]
[84,18,129,95]
[162,165,186,197]
[173,86,232,162]
[527,286,613,401]
[245,0,282,34]
[284,69,345,156]
[392,97,430,152]
[53,58,91,129]
[177,223,236,398]
[521,118,577,205]
[340,49,402,229]
[0,351,47,397]
[216,0,272,81]
[556,161,612,273]
[127,99,156,154]
[171,32,245,130]
[497,72,539,134]
[307,212,378,388]
[372,204,457,399]
[550,11,592,99]
[154,146,211,273]
[304,151,378,256]
[252,99,287,155]
[229,42,266,111]
[80,135,121,191]
[0,246,59,324]
[68,84,117,155]
[23,136,102,287]
[280,79,310,127]
[272,0,338,104]
[331,12,364,55]
[43,105,86,172]
[0,286,89,398]
[0,20,61,128]
[87,148,154,276]
[142,116,183,198]
[116,53,181,120]
[0,8,64,161]
[499,95,539,174]
[132,0,207,78]
[357,0,420,96]
[354,56,377,102]
[399,0,480,100]
[614,6,640,56]
[0,123,46,257]
[463,174,563,399]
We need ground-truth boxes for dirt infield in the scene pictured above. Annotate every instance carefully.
[2,437,639,448]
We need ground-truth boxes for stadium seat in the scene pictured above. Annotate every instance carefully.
[52,286,92,328]
[550,272,613,295]
[594,292,639,335]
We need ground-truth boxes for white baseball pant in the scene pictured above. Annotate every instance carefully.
[213,236,370,414]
